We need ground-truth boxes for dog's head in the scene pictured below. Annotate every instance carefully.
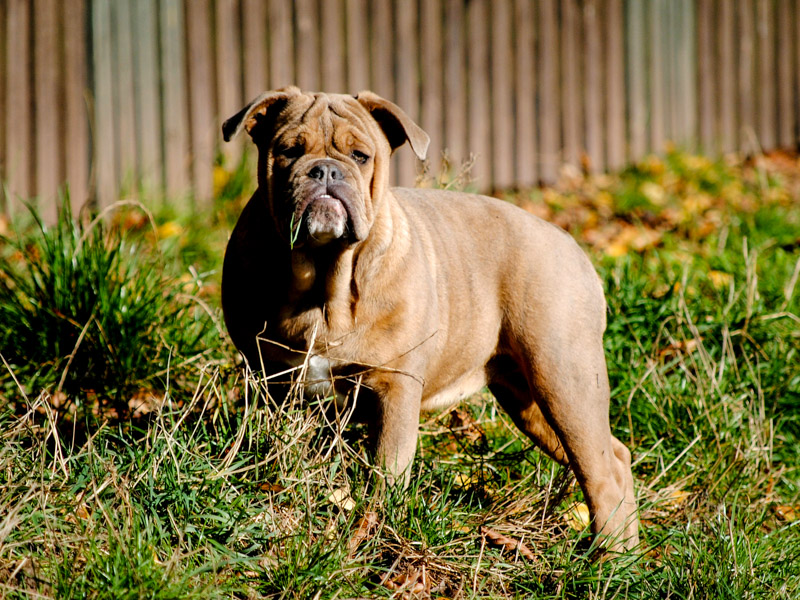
[223,88,429,249]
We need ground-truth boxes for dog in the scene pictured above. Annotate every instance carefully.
[221,87,639,551]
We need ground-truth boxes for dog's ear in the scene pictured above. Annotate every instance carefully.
[355,91,430,160]
[222,86,301,142]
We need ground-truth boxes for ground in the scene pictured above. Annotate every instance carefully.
[0,148,798,598]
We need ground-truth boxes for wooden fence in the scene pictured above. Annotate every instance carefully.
[1,0,798,221]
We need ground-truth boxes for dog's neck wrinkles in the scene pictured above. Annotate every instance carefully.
[281,192,408,355]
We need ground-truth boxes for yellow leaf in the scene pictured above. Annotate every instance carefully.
[775,505,799,521]
[663,488,691,510]
[213,165,231,197]
[328,488,355,511]
[708,270,733,289]
[75,503,90,520]
[157,221,183,239]
[565,502,591,531]
[641,181,666,205]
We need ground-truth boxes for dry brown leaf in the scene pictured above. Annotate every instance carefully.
[347,511,380,556]
[659,338,703,359]
[259,482,286,493]
[382,568,426,595]
[479,526,536,560]
[448,408,484,443]
[775,505,799,521]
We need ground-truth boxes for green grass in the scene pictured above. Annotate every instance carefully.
[1,151,799,598]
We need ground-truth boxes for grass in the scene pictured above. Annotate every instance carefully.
[0,149,799,598]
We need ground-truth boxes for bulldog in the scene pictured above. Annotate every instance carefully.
[221,87,639,551]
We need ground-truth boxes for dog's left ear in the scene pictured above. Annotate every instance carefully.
[222,86,301,142]
[355,91,430,160]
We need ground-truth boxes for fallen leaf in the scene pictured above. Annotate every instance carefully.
[565,502,591,531]
[775,505,799,521]
[480,526,536,560]
[347,511,379,556]
[448,408,484,443]
[662,488,691,510]
[708,270,733,289]
[383,568,426,594]
[659,338,703,359]
[157,221,183,239]
[641,181,667,205]
[328,487,356,511]
[259,482,286,493]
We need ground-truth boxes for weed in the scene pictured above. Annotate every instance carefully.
[0,198,217,415]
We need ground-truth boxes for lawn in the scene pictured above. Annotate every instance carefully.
[0,149,798,598]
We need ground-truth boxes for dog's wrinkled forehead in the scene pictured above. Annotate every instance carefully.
[271,93,380,152]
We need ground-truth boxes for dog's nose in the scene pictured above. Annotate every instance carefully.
[308,162,344,183]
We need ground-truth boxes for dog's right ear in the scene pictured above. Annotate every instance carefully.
[222,86,300,142]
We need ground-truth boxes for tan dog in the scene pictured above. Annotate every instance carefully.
[221,87,639,551]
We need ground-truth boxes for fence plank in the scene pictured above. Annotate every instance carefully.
[443,0,467,170]
[776,0,794,148]
[34,0,62,221]
[562,0,582,168]
[216,0,244,164]
[626,0,647,160]
[64,0,90,209]
[92,0,118,207]
[756,0,775,150]
[370,0,394,99]
[719,0,736,152]
[321,0,347,92]
[420,0,443,174]
[133,0,163,191]
[538,0,560,182]
[160,0,190,201]
[678,0,697,148]
[114,0,139,194]
[345,0,369,91]
[584,0,604,172]
[269,0,294,88]
[0,0,5,210]
[491,0,514,189]
[369,0,395,183]
[185,0,215,205]
[697,0,715,152]
[606,0,626,168]
[296,0,320,90]
[649,0,666,152]
[665,0,677,142]
[738,0,757,153]
[4,0,33,211]
[514,0,537,186]
[467,0,491,188]
[242,2,268,97]
[395,0,419,187]
[242,0,269,99]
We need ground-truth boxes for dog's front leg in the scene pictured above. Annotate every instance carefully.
[371,377,423,488]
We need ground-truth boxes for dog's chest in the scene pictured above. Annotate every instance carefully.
[285,352,348,404]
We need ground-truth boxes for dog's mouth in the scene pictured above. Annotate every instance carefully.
[292,191,354,247]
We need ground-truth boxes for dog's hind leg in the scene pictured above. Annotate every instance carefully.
[526,348,638,552]
[492,348,638,551]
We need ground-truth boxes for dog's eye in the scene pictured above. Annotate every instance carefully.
[277,144,304,159]
[351,150,370,165]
